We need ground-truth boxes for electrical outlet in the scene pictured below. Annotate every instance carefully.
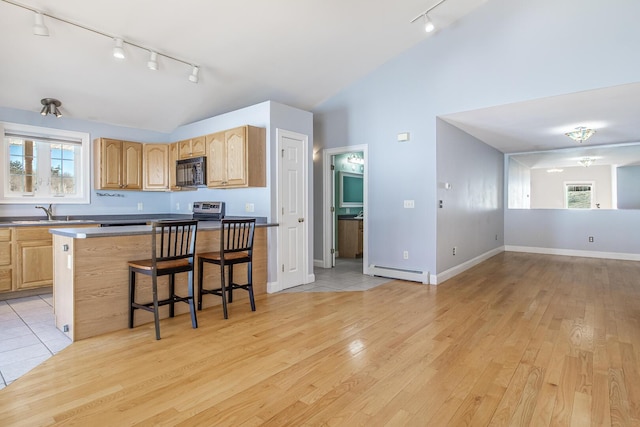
[188,203,193,211]
[176,202,180,211]
[403,200,415,208]
[403,250,409,259]
[589,236,594,243]
[453,247,457,256]
[137,202,143,211]
[245,203,255,213]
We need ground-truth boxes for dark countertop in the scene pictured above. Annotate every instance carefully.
[49,220,277,239]
[0,214,268,228]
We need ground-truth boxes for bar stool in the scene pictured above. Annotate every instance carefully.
[197,218,256,319]
[128,220,198,340]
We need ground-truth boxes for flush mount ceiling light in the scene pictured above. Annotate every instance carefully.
[147,51,158,71]
[40,98,62,118]
[33,12,49,36]
[2,0,200,83]
[579,157,594,167]
[565,126,596,143]
[410,0,447,33]
[347,154,364,164]
[546,168,564,173]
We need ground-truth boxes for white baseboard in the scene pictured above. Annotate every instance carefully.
[267,281,280,294]
[505,245,640,261]
[433,246,505,285]
[313,259,325,268]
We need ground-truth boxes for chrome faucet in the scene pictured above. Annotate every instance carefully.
[35,204,54,221]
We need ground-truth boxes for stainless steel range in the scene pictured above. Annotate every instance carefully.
[192,201,225,221]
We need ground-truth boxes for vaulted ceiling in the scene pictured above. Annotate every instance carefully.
[0,0,487,133]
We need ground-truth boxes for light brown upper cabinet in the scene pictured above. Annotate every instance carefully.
[205,125,266,188]
[94,138,143,190]
[143,144,170,191]
[178,136,206,159]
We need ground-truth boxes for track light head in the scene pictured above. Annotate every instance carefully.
[112,38,125,59]
[40,98,62,118]
[147,51,158,70]
[33,12,49,36]
[188,66,199,83]
[424,14,435,33]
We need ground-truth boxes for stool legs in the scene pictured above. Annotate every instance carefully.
[151,276,161,340]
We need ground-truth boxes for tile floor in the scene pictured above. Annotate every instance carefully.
[0,294,72,389]
[0,258,390,389]
[283,257,391,293]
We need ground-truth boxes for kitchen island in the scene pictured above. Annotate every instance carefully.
[50,221,275,341]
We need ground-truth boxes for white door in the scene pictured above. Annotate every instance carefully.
[278,129,307,290]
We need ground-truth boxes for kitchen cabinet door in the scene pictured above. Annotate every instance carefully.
[143,144,169,191]
[94,138,142,190]
[205,126,265,189]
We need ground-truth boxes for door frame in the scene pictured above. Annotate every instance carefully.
[322,144,368,271]
[275,128,311,292]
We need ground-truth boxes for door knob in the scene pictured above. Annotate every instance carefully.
[298,218,304,223]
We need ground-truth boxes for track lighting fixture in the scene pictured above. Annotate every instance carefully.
[424,14,435,33]
[40,98,62,118]
[147,51,158,71]
[410,0,448,33]
[188,66,199,83]
[112,38,125,59]
[3,0,200,83]
[33,12,49,36]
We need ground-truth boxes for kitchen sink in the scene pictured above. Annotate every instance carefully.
[11,219,96,224]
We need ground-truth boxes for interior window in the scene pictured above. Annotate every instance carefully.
[565,183,593,209]
[1,122,90,204]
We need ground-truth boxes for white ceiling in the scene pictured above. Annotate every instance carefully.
[0,0,487,133]
[441,82,640,166]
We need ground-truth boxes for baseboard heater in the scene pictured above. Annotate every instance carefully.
[369,265,429,285]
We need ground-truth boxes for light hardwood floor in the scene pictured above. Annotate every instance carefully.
[1,252,639,426]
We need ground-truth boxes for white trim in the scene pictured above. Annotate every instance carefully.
[505,245,640,261]
[1,121,91,204]
[322,145,368,271]
[433,247,505,285]
[313,259,324,268]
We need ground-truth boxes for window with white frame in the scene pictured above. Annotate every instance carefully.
[565,182,594,209]
[1,122,91,204]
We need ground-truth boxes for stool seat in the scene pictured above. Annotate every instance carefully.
[128,220,199,340]
[128,258,193,272]
[196,251,250,263]
[197,219,256,319]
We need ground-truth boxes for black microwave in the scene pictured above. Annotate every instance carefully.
[176,156,207,187]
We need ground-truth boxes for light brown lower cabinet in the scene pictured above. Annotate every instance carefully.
[0,225,96,295]
[338,219,363,258]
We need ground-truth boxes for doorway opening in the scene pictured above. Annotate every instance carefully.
[322,145,368,274]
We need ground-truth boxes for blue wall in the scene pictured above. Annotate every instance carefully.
[313,0,640,277]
